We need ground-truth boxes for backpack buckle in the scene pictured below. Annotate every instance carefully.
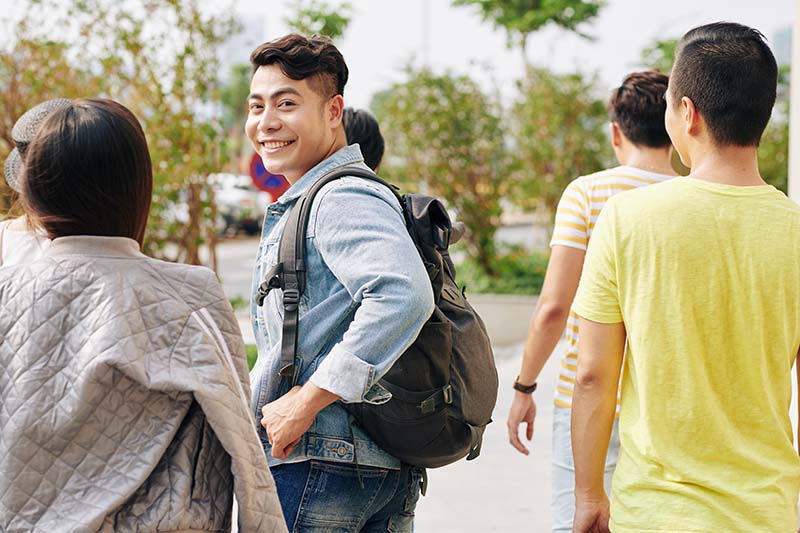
[283,288,300,311]
[418,384,453,415]
[256,263,283,307]
[443,384,453,405]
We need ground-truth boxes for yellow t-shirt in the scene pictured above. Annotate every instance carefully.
[573,176,800,533]
[549,166,673,409]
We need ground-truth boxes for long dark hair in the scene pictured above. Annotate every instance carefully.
[21,98,153,245]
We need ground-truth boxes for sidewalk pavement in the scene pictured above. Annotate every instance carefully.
[414,342,560,533]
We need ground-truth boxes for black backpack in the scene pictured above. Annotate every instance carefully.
[256,167,498,468]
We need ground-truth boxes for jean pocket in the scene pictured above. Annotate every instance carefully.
[294,461,389,532]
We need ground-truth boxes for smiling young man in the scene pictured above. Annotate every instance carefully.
[245,34,433,532]
[570,22,800,532]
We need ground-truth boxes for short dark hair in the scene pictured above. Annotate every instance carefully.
[343,108,385,170]
[250,33,349,99]
[671,22,777,146]
[21,98,153,244]
[608,71,671,148]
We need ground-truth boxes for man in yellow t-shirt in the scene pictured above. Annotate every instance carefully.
[571,22,800,533]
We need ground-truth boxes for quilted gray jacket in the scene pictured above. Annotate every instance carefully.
[0,236,287,533]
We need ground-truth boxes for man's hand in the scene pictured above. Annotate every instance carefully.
[573,494,610,533]
[261,383,338,459]
[507,391,537,455]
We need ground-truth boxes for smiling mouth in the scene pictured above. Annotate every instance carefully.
[261,140,295,150]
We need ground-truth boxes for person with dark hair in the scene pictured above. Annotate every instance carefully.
[571,23,800,533]
[0,98,286,532]
[246,34,433,531]
[505,70,675,533]
[342,107,385,171]
[0,99,69,265]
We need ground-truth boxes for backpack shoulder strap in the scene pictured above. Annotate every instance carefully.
[276,166,403,383]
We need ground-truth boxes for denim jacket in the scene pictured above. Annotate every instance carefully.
[250,145,435,469]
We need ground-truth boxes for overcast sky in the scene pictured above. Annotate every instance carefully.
[229,0,795,109]
[0,0,794,109]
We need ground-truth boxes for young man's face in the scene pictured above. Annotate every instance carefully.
[246,65,341,184]
[664,82,690,167]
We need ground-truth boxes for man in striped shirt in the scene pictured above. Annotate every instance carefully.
[506,71,676,533]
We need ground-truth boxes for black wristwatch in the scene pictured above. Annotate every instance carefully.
[513,376,537,394]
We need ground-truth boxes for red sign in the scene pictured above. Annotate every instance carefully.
[249,152,290,200]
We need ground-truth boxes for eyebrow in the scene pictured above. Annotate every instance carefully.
[248,87,303,101]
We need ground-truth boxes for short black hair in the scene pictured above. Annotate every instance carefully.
[22,99,153,245]
[342,108,385,171]
[250,33,348,99]
[608,71,671,148]
[671,22,777,146]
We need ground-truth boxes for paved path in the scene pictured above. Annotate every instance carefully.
[413,342,560,533]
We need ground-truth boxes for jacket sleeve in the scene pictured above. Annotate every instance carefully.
[308,180,436,404]
[131,270,288,532]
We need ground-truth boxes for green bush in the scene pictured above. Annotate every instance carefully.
[455,248,549,295]
[246,344,258,371]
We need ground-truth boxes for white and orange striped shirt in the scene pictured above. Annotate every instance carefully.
[551,166,674,409]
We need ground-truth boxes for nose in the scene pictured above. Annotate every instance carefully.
[258,106,281,133]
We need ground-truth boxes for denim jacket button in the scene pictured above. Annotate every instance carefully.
[337,446,348,456]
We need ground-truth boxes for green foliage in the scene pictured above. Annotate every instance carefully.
[639,38,677,74]
[0,0,239,267]
[456,247,549,295]
[510,66,612,214]
[220,64,253,132]
[453,0,603,60]
[373,68,511,277]
[229,294,248,312]
[0,12,106,211]
[285,0,353,40]
[759,65,791,194]
[246,344,258,370]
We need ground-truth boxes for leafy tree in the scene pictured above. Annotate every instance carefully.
[285,0,353,40]
[0,8,106,212]
[220,64,253,133]
[758,65,790,193]
[373,68,511,277]
[509,66,612,215]
[0,0,239,268]
[639,38,677,74]
[219,63,254,173]
[453,0,603,65]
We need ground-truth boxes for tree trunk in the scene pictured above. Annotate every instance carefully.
[184,183,202,265]
[520,33,531,70]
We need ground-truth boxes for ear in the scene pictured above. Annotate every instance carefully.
[610,122,622,147]
[327,94,345,128]
[681,96,701,136]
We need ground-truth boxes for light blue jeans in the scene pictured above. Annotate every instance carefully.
[551,406,620,533]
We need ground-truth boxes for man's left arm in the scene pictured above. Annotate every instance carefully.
[571,318,625,533]
[569,202,624,532]
[262,180,434,458]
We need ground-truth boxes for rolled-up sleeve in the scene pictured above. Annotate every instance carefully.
[307,180,435,403]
